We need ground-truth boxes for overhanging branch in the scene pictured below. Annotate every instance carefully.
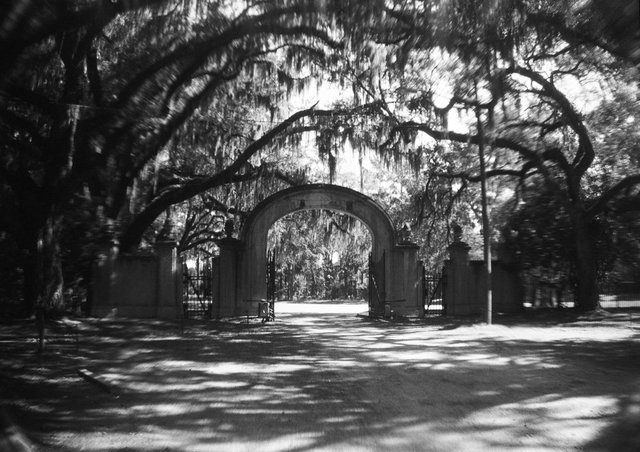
[434,168,532,183]
[508,66,594,177]
[589,174,640,215]
[118,102,379,251]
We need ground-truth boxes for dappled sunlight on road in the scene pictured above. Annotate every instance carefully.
[1,304,640,451]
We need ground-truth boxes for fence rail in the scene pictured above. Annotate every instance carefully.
[522,280,640,310]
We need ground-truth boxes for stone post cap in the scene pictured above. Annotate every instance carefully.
[447,240,471,251]
[155,240,176,246]
[447,241,471,263]
[217,236,242,245]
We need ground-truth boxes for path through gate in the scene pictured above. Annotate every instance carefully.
[182,258,214,319]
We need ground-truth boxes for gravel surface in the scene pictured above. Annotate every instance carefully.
[1,302,639,451]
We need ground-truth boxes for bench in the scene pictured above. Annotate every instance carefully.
[248,299,275,322]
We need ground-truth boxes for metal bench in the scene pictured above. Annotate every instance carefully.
[249,299,275,322]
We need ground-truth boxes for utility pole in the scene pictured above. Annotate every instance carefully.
[475,105,492,325]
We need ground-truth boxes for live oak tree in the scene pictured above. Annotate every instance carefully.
[328,0,640,311]
[0,0,350,315]
[113,1,639,313]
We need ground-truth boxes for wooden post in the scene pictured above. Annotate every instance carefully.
[476,105,492,325]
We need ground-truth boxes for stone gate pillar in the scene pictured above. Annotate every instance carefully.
[445,239,475,315]
[90,238,119,317]
[388,242,422,317]
[216,236,242,317]
[156,240,180,319]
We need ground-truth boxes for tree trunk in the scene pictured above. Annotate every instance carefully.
[18,215,64,352]
[573,212,599,311]
[36,215,65,312]
[21,240,38,318]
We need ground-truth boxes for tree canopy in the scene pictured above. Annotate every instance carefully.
[1,0,639,313]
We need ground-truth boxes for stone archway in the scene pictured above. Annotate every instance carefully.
[214,184,423,318]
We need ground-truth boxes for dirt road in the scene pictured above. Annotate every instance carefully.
[2,302,640,451]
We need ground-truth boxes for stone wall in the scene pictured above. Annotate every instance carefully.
[91,241,182,319]
[444,240,523,316]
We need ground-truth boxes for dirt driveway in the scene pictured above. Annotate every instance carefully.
[1,302,640,451]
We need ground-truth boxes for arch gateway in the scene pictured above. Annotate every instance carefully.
[215,184,424,318]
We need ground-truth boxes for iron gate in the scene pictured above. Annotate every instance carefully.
[423,266,446,315]
[262,250,276,321]
[182,258,214,319]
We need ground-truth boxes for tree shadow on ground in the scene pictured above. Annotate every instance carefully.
[582,395,640,452]
[1,311,639,451]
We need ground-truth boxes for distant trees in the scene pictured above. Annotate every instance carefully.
[268,210,371,300]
